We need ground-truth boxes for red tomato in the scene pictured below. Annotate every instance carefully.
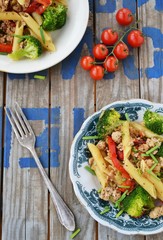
[113,42,129,59]
[118,179,135,193]
[0,43,12,53]
[117,150,124,161]
[25,0,51,14]
[80,56,94,70]
[103,56,118,72]
[101,28,118,45]
[90,65,104,80]
[93,44,109,60]
[127,30,144,47]
[116,8,133,26]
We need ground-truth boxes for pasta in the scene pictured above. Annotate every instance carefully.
[124,158,157,198]
[141,161,163,201]
[0,12,22,21]
[86,108,163,218]
[0,0,68,59]
[88,143,111,176]
[12,21,25,52]
[19,12,55,51]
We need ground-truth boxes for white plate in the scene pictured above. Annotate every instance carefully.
[0,0,89,74]
[69,99,163,235]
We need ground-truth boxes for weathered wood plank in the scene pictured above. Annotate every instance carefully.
[138,0,163,103]
[49,1,96,239]
[138,0,163,239]
[0,72,4,240]
[2,75,49,240]
[95,1,143,239]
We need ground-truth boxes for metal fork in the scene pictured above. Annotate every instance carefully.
[5,102,75,232]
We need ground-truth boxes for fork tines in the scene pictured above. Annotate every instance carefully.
[5,102,33,138]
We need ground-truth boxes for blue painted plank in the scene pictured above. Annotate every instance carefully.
[138,0,163,11]
[8,69,48,80]
[73,108,85,137]
[50,107,61,167]
[4,107,86,169]
[4,108,50,169]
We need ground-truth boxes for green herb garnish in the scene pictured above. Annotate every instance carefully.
[34,75,46,80]
[146,145,160,155]
[100,206,110,215]
[40,26,45,44]
[82,136,100,140]
[70,229,81,239]
[84,166,96,175]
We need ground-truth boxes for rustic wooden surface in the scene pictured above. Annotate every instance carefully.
[0,0,163,239]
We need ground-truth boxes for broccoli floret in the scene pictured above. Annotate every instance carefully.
[121,186,154,218]
[157,143,163,157]
[42,4,67,31]
[9,36,42,60]
[143,110,163,135]
[96,109,122,139]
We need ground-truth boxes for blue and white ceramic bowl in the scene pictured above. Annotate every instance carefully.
[69,99,163,235]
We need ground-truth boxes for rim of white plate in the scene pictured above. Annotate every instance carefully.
[0,0,89,74]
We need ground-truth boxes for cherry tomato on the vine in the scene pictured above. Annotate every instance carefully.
[113,42,129,60]
[116,8,133,26]
[101,28,118,45]
[103,56,118,72]
[93,43,109,60]
[80,56,94,70]
[127,30,144,48]
[90,65,104,80]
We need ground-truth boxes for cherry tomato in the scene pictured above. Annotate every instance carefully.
[80,56,94,70]
[127,30,144,48]
[103,56,118,72]
[101,28,118,45]
[116,8,133,26]
[90,65,104,80]
[113,42,129,60]
[93,44,109,60]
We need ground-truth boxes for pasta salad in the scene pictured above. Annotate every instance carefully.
[86,109,163,219]
[0,0,67,60]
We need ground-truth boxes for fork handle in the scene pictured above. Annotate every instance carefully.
[30,147,75,231]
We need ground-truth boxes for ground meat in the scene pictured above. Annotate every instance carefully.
[111,131,122,144]
[149,205,163,218]
[116,142,123,151]
[1,0,30,11]
[96,140,106,151]
[143,159,161,173]
[0,21,16,44]
[1,0,10,11]
[138,143,149,152]
[146,138,161,148]
[100,186,121,202]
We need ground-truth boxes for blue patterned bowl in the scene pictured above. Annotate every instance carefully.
[69,99,163,235]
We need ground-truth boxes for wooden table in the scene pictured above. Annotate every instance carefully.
[0,0,163,239]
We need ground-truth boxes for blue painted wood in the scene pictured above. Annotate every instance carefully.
[73,108,85,137]
[8,69,48,80]
[4,108,56,168]
[138,0,163,11]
